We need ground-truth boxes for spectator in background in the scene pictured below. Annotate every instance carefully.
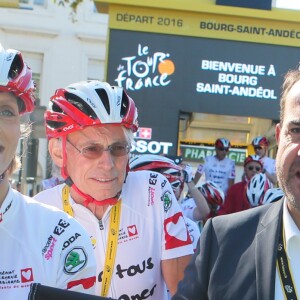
[218,155,262,215]
[193,138,235,196]
[252,136,277,186]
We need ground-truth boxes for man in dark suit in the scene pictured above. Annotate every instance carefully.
[172,68,300,300]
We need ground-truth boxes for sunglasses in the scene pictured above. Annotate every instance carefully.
[67,139,130,159]
[217,147,229,152]
[254,146,263,150]
[247,166,261,171]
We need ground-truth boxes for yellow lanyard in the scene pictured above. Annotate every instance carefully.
[101,200,121,296]
[62,185,74,216]
[277,220,298,300]
[61,185,121,297]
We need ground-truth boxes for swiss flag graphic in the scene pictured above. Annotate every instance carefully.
[138,127,152,140]
[21,268,34,283]
[164,212,192,250]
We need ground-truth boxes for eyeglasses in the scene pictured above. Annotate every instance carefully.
[66,139,130,159]
[217,147,229,152]
[254,146,263,150]
[247,166,261,172]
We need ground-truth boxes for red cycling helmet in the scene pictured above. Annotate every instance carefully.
[45,81,139,207]
[244,155,263,168]
[129,154,184,195]
[0,45,36,115]
[197,181,225,206]
[45,80,138,139]
[215,138,231,149]
[252,136,269,147]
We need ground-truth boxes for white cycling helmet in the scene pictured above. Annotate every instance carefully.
[129,154,184,193]
[262,188,284,205]
[246,173,271,207]
[0,44,36,114]
[45,80,139,139]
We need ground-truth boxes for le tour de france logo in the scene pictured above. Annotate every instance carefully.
[115,43,175,91]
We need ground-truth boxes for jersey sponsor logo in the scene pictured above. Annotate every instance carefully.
[45,236,58,260]
[164,212,192,250]
[99,257,154,281]
[148,186,155,206]
[42,235,55,255]
[64,247,87,274]
[62,233,81,250]
[98,257,157,299]
[161,179,167,188]
[0,270,20,285]
[67,276,96,290]
[53,218,70,236]
[161,190,172,212]
[21,268,34,283]
[127,225,138,237]
[118,284,157,300]
[118,225,140,245]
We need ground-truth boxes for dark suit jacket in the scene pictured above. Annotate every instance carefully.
[173,199,283,300]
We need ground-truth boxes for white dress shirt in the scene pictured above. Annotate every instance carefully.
[275,198,300,300]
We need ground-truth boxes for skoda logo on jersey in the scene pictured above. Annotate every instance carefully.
[64,247,87,274]
[161,190,172,212]
[62,232,82,250]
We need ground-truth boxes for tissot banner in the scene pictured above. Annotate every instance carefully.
[106,29,300,155]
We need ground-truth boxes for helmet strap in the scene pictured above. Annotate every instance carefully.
[64,176,119,207]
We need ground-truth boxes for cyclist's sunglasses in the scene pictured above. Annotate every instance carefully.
[67,139,130,159]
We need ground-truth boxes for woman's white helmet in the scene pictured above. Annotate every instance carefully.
[246,173,271,207]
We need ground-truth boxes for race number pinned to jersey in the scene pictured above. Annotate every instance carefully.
[164,212,192,250]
